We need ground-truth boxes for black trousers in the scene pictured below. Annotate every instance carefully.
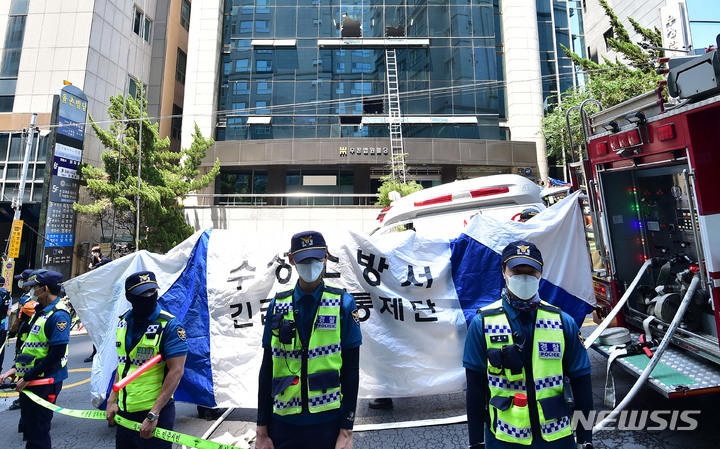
[268,416,341,449]
[0,328,7,372]
[116,399,176,449]
[19,381,63,449]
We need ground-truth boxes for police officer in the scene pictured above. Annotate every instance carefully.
[105,271,188,449]
[463,241,594,449]
[256,231,362,449]
[0,277,11,373]
[518,208,539,223]
[6,269,38,414]
[0,270,70,449]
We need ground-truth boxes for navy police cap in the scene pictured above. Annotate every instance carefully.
[125,271,159,295]
[14,268,34,281]
[24,270,63,288]
[501,240,543,272]
[290,231,327,263]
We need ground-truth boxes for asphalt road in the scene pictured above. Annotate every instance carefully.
[1,324,720,448]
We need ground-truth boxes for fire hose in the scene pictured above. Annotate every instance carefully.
[592,274,701,434]
[584,259,654,350]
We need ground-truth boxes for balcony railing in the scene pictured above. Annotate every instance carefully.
[185,193,379,207]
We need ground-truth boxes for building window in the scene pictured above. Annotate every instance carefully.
[171,104,182,139]
[176,48,187,84]
[603,27,613,49]
[128,76,146,100]
[181,0,191,31]
[133,5,152,42]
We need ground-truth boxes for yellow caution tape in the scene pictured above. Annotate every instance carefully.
[23,390,243,449]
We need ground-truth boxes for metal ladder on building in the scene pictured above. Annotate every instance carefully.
[385,49,406,183]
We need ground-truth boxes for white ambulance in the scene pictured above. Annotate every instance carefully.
[372,174,545,237]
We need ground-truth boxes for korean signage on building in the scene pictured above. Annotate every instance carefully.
[660,2,692,57]
[339,146,389,157]
[39,85,88,279]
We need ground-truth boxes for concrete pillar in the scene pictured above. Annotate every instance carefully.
[502,0,549,183]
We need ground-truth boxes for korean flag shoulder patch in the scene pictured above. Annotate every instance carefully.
[177,327,187,342]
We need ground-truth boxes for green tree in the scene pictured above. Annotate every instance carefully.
[541,0,663,163]
[375,153,423,207]
[76,91,220,253]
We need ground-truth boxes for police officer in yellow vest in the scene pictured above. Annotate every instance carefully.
[0,270,70,449]
[105,271,188,449]
[463,241,594,449]
[256,230,362,449]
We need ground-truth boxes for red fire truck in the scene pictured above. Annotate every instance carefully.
[568,46,720,401]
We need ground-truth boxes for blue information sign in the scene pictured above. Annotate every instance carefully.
[41,85,88,279]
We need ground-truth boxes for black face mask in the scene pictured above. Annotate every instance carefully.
[127,291,158,321]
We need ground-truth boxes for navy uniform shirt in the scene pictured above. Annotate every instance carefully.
[123,304,188,360]
[463,293,591,449]
[262,281,362,425]
[0,287,11,330]
[26,297,71,383]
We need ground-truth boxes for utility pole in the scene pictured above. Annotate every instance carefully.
[5,113,37,279]
[12,113,36,224]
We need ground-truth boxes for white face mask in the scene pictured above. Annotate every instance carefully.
[29,287,42,302]
[295,259,325,283]
[505,274,540,300]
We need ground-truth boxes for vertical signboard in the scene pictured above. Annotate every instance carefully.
[39,85,88,280]
[2,261,14,294]
[8,219,23,258]
[660,2,693,57]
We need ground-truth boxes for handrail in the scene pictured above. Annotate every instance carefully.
[185,193,379,207]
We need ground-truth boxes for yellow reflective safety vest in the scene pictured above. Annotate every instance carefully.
[270,285,344,415]
[116,310,173,413]
[481,299,572,445]
[15,302,69,378]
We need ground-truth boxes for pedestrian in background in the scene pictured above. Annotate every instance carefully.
[518,208,539,223]
[105,271,188,449]
[88,245,104,270]
[256,230,362,449]
[0,270,70,449]
[463,241,594,449]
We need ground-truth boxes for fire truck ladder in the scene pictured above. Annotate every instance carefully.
[385,49,406,183]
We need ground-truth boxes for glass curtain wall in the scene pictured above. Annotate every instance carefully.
[218,0,504,141]
[0,132,49,204]
[536,0,585,110]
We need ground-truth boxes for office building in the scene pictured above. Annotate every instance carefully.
[181,0,586,207]
[0,0,191,274]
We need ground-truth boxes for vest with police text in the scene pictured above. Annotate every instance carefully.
[481,299,572,445]
[270,285,344,415]
[116,310,173,413]
[16,303,69,378]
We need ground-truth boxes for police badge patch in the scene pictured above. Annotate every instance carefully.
[538,341,562,359]
[137,347,154,361]
[316,315,338,330]
[177,327,187,341]
[56,321,68,332]
[352,309,360,326]
[578,331,585,345]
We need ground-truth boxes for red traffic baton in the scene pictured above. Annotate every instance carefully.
[0,378,54,389]
[27,378,55,386]
[112,355,163,392]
